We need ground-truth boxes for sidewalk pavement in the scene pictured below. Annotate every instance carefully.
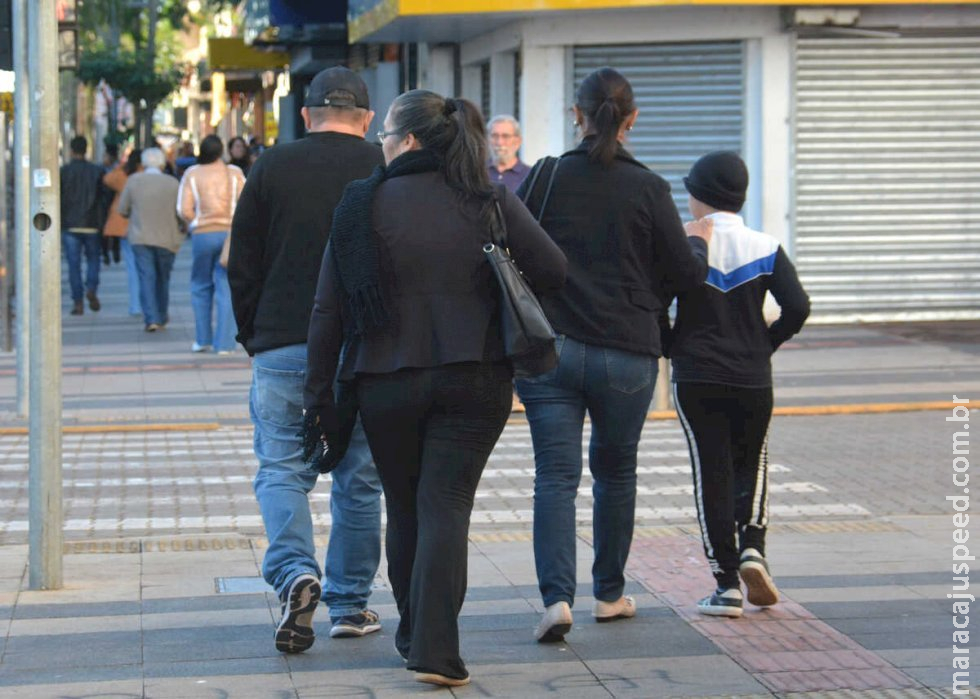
[0,516,966,698]
[0,245,976,697]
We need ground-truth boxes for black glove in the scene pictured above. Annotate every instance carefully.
[300,406,342,474]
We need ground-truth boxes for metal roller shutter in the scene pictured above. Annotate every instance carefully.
[794,36,980,322]
[574,42,744,215]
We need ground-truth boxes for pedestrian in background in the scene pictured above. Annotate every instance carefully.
[487,114,529,192]
[100,143,122,266]
[60,135,108,316]
[174,141,197,179]
[515,67,711,643]
[668,151,810,618]
[304,89,566,687]
[117,148,184,332]
[228,136,251,177]
[103,147,143,317]
[177,134,245,354]
[229,66,385,655]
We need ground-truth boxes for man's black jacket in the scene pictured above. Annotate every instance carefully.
[60,158,107,230]
[228,131,384,355]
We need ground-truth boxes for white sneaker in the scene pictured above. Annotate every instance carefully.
[535,601,573,643]
[592,595,636,622]
[739,548,780,607]
[191,342,211,353]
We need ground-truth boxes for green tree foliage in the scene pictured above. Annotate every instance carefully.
[77,0,234,146]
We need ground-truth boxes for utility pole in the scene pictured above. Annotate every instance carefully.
[27,0,63,590]
[0,113,8,352]
[12,0,28,416]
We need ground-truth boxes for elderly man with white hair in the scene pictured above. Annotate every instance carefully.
[487,114,530,193]
[117,147,184,332]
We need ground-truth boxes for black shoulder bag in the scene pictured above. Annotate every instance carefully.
[484,179,560,378]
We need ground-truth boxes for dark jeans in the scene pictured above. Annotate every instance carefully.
[357,361,512,680]
[62,231,101,302]
[673,381,774,589]
[515,335,657,608]
[102,235,121,263]
[132,244,176,326]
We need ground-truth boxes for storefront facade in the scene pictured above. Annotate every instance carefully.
[351,1,980,322]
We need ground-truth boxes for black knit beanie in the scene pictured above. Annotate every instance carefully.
[683,151,748,213]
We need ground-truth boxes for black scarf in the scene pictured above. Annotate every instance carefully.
[330,148,442,334]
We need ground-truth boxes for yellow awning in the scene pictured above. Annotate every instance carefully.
[350,0,980,43]
[207,37,289,72]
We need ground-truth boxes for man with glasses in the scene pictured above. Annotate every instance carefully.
[228,66,385,654]
[487,114,530,193]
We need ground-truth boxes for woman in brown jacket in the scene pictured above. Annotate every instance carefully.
[103,148,143,316]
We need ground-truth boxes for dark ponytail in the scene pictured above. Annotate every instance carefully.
[389,90,493,215]
[575,67,636,167]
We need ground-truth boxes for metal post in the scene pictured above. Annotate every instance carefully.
[27,0,63,591]
[13,0,30,415]
[0,113,9,352]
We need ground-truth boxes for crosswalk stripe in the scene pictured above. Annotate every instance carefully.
[0,463,794,484]
[0,479,823,509]
[0,503,871,533]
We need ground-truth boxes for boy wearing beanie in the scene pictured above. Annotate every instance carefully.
[667,151,811,617]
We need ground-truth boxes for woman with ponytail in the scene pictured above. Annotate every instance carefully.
[304,89,566,686]
[514,67,713,643]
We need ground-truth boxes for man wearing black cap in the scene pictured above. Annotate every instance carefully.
[229,66,385,653]
[666,150,811,620]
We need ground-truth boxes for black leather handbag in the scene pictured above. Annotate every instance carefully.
[484,199,558,378]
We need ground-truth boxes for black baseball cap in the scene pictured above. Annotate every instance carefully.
[304,66,370,109]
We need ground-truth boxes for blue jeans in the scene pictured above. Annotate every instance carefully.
[132,245,176,326]
[120,237,141,315]
[515,335,658,608]
[190,232,237,351]
[62,231,101,302]
[250,343,383,618]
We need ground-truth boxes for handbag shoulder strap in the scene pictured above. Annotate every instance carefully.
[520,156,561,223]
[489,187,508,249]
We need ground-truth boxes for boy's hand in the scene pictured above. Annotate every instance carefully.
[684,217,713,244]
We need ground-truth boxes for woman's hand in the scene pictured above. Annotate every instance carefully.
[684,217,713,245]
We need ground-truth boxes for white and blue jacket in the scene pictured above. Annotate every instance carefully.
[668,212,810,387]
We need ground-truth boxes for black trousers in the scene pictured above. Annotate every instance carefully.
[357,361,512,679]
[674,382,774,589]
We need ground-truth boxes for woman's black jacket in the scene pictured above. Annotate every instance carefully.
[517,139,708,357]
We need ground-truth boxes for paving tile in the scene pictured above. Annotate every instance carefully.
[140,607,273,631]
[877,648,951,669]
[144,672,296,698]
[1,631,142,670]
[787,585,938,603]
[142,625,273,663]
[803,599,951,620]
[779,572,947,589]
[11,600,141,619]
[8,612,141,636]
[819,616,952,650]
[563,616,720,661]
[0,678,143,698]
[291,666,448,698]
[143,656,289,679]
[142,593,270,615]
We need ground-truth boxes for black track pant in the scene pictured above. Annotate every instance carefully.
[674,382,774,589]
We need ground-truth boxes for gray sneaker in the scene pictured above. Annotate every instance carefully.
[329,609,381,638]
[697,587,743,618]
[275,574,320,653]
[739,548,779,607]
